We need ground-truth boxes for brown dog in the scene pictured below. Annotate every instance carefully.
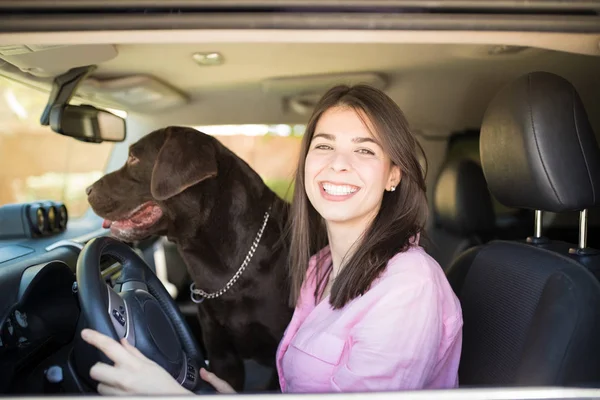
[86,126,293,392]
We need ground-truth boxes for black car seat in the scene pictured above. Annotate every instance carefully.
[428,158,496,269]
[446,71,600,386]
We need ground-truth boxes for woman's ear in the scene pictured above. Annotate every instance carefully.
[387,164,401,191]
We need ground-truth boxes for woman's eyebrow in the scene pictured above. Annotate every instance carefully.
[313,133,335,141]
[352,137,380,146]
[312,133,381,147]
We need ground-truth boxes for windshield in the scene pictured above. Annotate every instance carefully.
[0,76,114,218]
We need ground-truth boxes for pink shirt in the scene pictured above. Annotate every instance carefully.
[276,243,463,393]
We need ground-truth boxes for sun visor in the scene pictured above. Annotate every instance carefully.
[0,44,118,78]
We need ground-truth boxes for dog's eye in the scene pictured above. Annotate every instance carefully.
[127,155,139,165]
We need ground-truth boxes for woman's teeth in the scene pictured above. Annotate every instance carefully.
[322,183,358,196]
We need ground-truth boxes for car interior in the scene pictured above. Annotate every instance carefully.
[0,2,600,398]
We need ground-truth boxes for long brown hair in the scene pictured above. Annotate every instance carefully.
[287,84,428,309]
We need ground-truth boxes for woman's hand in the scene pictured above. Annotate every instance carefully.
[80,328,191,395]
[199,368,237,393]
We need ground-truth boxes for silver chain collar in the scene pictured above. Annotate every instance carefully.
[190,207,271,304]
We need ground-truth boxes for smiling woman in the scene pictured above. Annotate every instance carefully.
[0,76,115,217]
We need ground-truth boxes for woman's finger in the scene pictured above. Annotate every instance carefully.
[199,368,236,394]
[97,383,128,396]
[120,338,148,360]
[81,329,133,366]
[89,362,123,388]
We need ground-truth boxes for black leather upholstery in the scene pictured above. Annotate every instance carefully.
[429,159,495,269]
[434,159,496,236]
[480,71,600,212]
[448,71,600,387]
[448,242,600,386]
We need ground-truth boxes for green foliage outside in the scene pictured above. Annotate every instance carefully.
[265,178,295,203]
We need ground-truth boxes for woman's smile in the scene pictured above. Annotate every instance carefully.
[319,181,361,201]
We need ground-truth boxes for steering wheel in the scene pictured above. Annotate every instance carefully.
[73,236,213,394]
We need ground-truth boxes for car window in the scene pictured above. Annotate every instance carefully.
[0,76,115,218]
[194,123,306,202]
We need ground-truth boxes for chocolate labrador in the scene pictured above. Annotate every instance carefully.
[86,126,293,392]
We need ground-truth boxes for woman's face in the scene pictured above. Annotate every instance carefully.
[304,106,400,231]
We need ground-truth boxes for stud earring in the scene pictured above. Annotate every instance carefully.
[390,185,396,192]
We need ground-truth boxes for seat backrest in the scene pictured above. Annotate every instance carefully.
[428,158,495,269]
[450,242,600,385]
[447,71,600,387]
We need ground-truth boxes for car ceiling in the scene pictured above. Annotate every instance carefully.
[1,40,600,136]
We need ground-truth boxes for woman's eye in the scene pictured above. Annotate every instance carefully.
[357,148,375,156]
[314,144,332,150]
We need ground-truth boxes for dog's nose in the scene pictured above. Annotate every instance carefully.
[86,186,93,195]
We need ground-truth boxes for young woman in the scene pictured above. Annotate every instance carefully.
[81,84,463,395]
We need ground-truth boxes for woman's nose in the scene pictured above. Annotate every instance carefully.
[329,152,352,172]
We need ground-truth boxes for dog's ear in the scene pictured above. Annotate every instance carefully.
[151,127,218,201]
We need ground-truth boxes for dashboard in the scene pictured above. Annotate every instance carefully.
[0,204,127,394]
[0,202,194,394]
[0,260,80,393]
[0,247,127,394]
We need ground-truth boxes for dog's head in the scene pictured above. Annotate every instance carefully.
[87,126,218,242]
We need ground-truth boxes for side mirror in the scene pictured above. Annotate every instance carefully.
[49,104,126,143]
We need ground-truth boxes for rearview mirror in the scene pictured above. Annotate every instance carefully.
[49,104,126,143]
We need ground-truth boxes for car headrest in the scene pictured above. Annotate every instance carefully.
[434,158,496,236]
[480,71,600,213]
